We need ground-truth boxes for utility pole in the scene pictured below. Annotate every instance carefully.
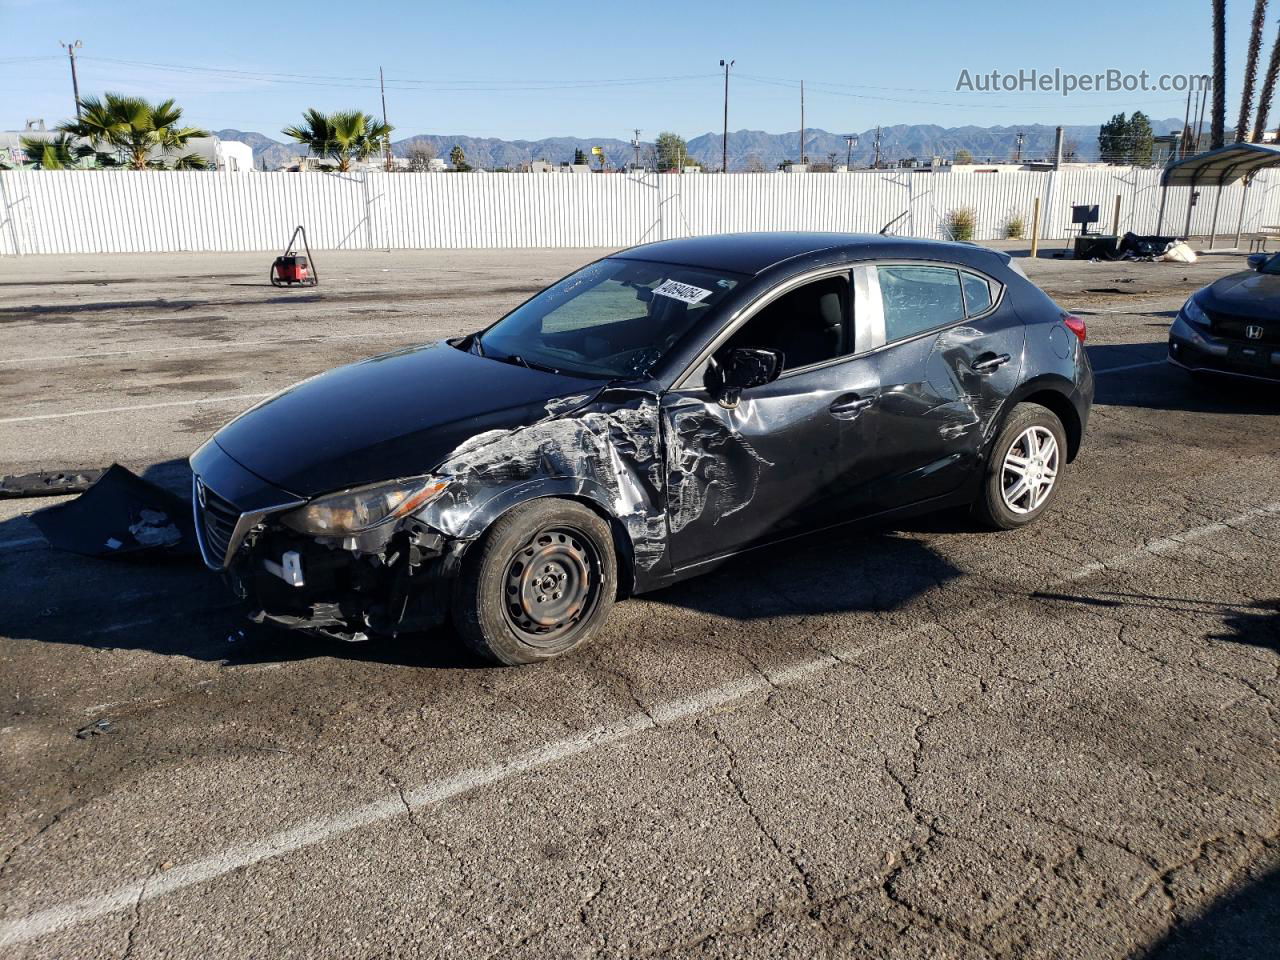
[719,59,733,173]
[1180,88,1194,159]
[1193,82,1209,152]
[60,40,83,120]
[872,125,882,169]
[379,66,392,171]
[1014,130,1024,163]
[799,80,805,164]
[1053,126,1064,169]
[631,129,642,171]
[844,134,858,169]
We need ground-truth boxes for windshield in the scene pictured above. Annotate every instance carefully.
[475,258,743,379]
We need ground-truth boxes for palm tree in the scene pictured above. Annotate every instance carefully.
[283,109,392,172]
[20,134,101,169]
[1239,1,1270,141]
[1212,0,1227,148]
[1255,19,1280,139]
[58,93,209,170]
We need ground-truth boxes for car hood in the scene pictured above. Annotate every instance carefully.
[211,341,599,498]
[1201,270,1280,316]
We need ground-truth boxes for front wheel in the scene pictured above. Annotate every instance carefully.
[452,499,616,665]
[973,403,1068,530]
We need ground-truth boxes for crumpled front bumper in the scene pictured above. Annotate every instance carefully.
[190,440,460,641]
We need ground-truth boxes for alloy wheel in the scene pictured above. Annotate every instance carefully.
[1000,425,1060,515]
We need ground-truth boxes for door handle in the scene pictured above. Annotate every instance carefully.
[829,394,877,418]
[971,353,1011,374]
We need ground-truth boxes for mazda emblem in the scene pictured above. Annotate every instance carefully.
[195,478,207,509]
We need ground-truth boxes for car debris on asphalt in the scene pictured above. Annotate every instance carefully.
[30,464,198,559]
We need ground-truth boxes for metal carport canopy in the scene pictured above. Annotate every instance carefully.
[1156,142,1280,244]
[1161,141,1280,186]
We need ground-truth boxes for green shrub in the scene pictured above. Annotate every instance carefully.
[1004,211,1026,240]
[946,207,977,242]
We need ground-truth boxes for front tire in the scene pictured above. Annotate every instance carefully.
[452,499,616,665]
[973,403,1068,530]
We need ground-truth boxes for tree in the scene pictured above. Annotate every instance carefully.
[1254,20,1280,141]
[1211,0,1226,148]
[1239,0,1269,141]
[1128,111,1154,164]
[654,132,689,171]
[573,147,587,165]
[282,109,392,172]
[743,151,765,173]
[20,134,106,169]
[1098,113,1155,164]
[954,148,974,164]
[59,93,209,170]
[406,144,436,171]
[1098,113,1130,162]
[449,144,471,172]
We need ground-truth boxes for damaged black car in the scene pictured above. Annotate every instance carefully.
[191,233,1092,664]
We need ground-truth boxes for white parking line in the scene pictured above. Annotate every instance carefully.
[0,394,272,425]
[1092,359,1166,375]
[3,499,1277,948]
[0,331,414,365]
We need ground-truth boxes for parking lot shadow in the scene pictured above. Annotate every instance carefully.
[643,521,964,623]
[1030,591,1279,654]
[4,458,963,668]
[1142,861,1280,959]
[1089,341,1280,415]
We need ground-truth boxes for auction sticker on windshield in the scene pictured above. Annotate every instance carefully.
[652,279,713,305]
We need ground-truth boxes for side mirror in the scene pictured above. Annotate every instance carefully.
[712,347,784,407]
[1248,252,1269,272]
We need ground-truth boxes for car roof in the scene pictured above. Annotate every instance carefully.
[612,231,1009,276]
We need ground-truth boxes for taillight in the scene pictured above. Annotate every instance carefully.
[1063,314,1087,342]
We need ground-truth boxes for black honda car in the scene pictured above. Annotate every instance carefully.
[1168,251,1280,382]
[191,233,1092,664]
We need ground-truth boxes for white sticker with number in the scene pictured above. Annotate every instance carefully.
[652,279,713,305]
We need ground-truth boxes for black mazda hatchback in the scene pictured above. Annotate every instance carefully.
[191,233,1092,664]
[1168,250,1280,382]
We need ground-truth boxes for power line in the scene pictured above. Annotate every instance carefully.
[76,57,720,91]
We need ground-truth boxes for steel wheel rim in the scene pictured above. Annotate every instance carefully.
[1000,426,1059,515]
[502,525,601,644]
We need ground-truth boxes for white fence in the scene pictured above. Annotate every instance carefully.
[3,167,1280,256]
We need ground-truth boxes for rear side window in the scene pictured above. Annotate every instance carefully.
[960,271,994,315]
[877,265,965,342]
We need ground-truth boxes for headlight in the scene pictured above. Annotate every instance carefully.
[281,477,448,536]
[1182,297,1211,328]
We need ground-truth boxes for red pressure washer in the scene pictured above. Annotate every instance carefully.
[270,225,318,287]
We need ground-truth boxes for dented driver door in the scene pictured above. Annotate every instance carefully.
[660,355,882,571]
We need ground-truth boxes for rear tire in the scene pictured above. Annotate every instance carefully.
[973,403,1068,530]
[452,499,616,665]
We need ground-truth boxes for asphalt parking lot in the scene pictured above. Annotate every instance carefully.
[1,245,1277,959]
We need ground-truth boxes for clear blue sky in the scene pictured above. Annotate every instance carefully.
[0,0,1253,140]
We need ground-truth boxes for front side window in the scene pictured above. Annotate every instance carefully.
[878,265,965,343]
[719,275,850,372]
[478,258,742,378]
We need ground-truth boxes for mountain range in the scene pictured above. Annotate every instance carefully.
[216,119,1185,172]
